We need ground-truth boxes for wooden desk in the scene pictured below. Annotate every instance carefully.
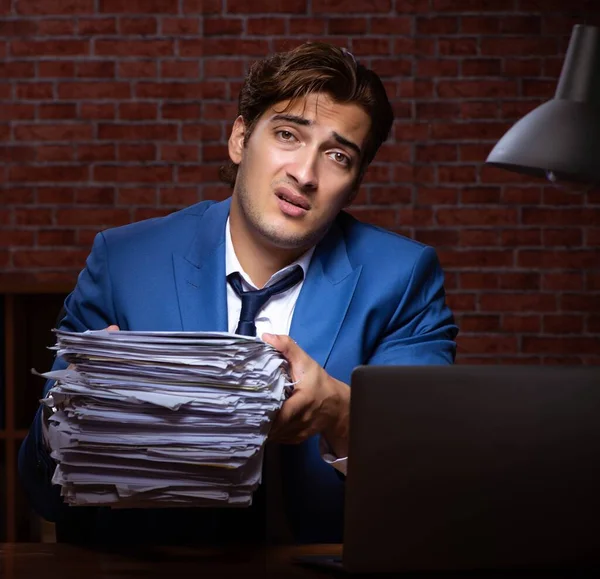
[0,543,343,578]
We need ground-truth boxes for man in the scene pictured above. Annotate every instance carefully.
[19,42,458,544]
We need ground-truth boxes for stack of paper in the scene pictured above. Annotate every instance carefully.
[39,329,292,508]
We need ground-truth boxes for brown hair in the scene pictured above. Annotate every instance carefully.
[219,42,394,191]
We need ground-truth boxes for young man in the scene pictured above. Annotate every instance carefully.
[19,42,458,544]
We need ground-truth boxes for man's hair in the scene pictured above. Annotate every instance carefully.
[219,42,394,191]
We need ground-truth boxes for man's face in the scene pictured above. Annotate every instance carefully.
[228,92,371,252]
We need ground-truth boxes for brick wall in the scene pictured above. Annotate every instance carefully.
[1,0,599,363]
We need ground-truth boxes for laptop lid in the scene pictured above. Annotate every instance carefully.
[342,365,600,573]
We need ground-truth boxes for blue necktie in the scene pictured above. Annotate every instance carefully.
[227,265,304,336]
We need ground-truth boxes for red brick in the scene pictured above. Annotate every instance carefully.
[587,229,600,246]
[458,335,518,355]
[15,208,54,225]
[10,165,88,182]
[459,229,499,246]
[439,38,477,56]
[542,187,585,206]
[17,0,94,14]
[459,272,498,289]
[161,17,199,34]
[587,273,600,291]
[133,208,174,221]
[416,102,460,120]
[160,61,200,79]
[117,188,157,205]
[433,0,507,9]
[204,17,243,35]
[460,101,499,119]
[38,229,77,246]
[502,315,541,333]
[313,0,390,11]
[17,83,54,99]
[523,337,600,355]
[161,145,198,163]
[523,79,556,98]
[201,39,269,57]
[362,165,391,184]
[416,59,458,77]
[14,123,93,141]
[518,250,600,269]
[38,19,76,35]
[178,164,221,183]
[159,187,199,206]
[460,143,494,163]
[431,122,510,140]
[39,103,78,120]
[328,17,368,35]
[98,123,177,141]
[374,144,411,164]
[118,144,157,162]
[227,0,306,11]
[480,293,556,312]
[77,144,116,162]
[13,249,89,268]
[10,40,89,56]
[501,100,541,120]
[37,187,74,204]
[371,58,412,78]
[462,58,502,76]
[59,82,130,99]
[204,185,231,200]
[93,165,173,183]
[202,103,238,120]
[394,165,435,184]
[118,61,157,79]
[543,229,583,247]
[500,272,541,290]
[481,37,558,56]
[163,104,202,121]
[0,104,35,121]
[0,145,35,162]
[502,186,542,204]
[395,37,436,56]
[346,208,396,228]
[503,58,542,77]
[100,0,178,12]
[588,316,600,333]
[204,59,244,78]
[182,0,220,12]
[500,15,541,34]
[117,103,158,121]
[414,229,459,247]
[178,40,205,57]
[38,61,75,78]
[75,187,115,205]
[371,16,411,34]
[560,294,600,313]
[0,230,35,247]
[96,39,173,56]
[501,229,542,247]
[37,145,75,161]
[137,82,224,99]
[78,18,116,34]
[0,61,35,78]
[446,293,477,312]
[395,122,430,141]
[56,208,131,226]
[461,16,500,34]
[437,80,518,98]
[544,315,584,334]
[438,166,478,184]
[80,103,115,120]
[77,61,115,78]
[416,16,458,34]
[398,208,434,226]
[416,144,457,163]
[119,17,157,34]
[0,19,38,35]
[368,186,412,205]
[288,18,326,35]
[523,208,600,226]
[398,79,434,98]
[416,187,458,205]
[2,188,35,204]
[480,165,539,184]
[437,249,514,268]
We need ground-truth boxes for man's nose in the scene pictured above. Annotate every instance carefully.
[287,148,318,190]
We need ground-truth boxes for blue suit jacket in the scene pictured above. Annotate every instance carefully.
[19,198,457,544]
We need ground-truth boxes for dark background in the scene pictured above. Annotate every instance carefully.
[1,0,599,364]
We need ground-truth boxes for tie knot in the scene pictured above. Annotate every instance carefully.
[227,265,304,336]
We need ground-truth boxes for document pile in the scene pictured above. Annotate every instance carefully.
[39,329,292,508]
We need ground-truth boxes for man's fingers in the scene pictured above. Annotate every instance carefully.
[106,325,120,331]
[262,333,300,362]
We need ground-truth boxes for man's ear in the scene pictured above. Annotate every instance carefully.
[228,116,246,164]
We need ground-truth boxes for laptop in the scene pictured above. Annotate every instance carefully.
[297,365,600,573]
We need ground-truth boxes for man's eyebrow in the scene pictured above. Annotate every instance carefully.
[270,114,362,158]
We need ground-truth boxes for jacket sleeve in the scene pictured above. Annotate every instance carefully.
[18,232,117,522]
[367,245,458,366]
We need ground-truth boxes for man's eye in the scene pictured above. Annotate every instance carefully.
[277,130,295,141]
[332,152,350,166]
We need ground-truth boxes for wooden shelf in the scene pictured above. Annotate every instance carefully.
[1,287,71,542]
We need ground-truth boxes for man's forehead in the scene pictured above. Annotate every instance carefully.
[266,93,370,140]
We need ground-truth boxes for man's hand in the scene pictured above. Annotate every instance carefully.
[66,324,119,371]
[262,333,350,458]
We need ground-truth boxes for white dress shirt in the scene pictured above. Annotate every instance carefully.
[225,219,348,475]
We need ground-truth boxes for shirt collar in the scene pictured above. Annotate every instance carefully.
[225,217,315,290]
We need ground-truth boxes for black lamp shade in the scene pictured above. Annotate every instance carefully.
[486,25,600,184]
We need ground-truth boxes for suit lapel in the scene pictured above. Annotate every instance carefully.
[290,217,362,368]
[172,199,230,332]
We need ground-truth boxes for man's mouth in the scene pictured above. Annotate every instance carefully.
[275,188,310,210]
